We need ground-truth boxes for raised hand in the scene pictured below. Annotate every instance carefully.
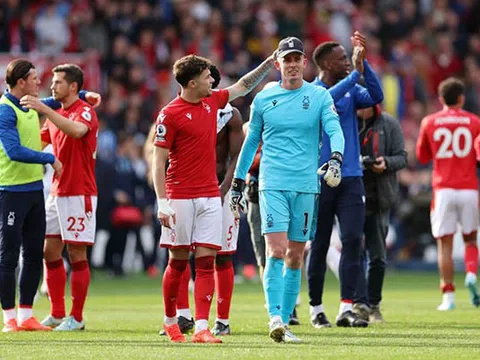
[352,45,366,74]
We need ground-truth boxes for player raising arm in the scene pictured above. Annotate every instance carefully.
[152,52,274,343]
[416,77,480,311]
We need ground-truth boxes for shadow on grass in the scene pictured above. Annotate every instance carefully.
[1,336,479,350]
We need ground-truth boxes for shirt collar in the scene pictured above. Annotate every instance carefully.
[4,90,29,112]
[312,77,328,89]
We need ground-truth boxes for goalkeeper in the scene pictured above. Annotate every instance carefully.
[230,37,344,343]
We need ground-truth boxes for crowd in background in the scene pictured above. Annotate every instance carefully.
[1,0,480,273]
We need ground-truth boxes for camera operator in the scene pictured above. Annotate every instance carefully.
[353,105,407,323]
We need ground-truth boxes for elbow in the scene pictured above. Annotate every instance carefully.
[6,146,20,161]
[71,132,84,139]
[7,152,18,161]
[71,127,87,139]
[374,92,384,104]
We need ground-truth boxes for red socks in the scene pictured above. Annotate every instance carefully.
[441,283,455,293]
[194,256,215,321]
[215,260,234,320]
[45,259,66,319]
[176,263,191,311]
[465,243,478,275]
[70,260,90,322]
[162,259,188,318]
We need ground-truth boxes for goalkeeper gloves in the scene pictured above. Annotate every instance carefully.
[230,178,247,218]
[318,151,343,187]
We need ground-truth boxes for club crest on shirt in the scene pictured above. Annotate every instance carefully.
[302,96,310,110]
[266,214,274,228]
[155,124,167,142]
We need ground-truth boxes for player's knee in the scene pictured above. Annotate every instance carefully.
[22,246,44,265]
[0,250,20,270]
[269,246,286,259]
[44,238,64,262]
[341,232,362,250]
[215,254,233,267]
[341,239,362,260]
[67,244,87,263]
[369,256,386,269]
[464,233,477,246]
[285,249,303,268]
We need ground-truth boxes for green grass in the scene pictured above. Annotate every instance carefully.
[1,271,480,359]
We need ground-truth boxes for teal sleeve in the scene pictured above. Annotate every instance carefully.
[233,98,263,180]
[321,93,344,155]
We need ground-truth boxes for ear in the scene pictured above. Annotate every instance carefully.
[187,79,197,89]
[303,57,308,67]
[274,59,281,71]
[323,60,330,71]
[438,96,444,106]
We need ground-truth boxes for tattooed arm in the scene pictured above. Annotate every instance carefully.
[226,53,275,101]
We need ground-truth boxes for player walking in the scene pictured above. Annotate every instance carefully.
[416,77,480,310]
[231,37,344,343]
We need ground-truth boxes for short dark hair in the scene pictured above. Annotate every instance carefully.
[312,41,340,69]
[52,64,84,92]
[173,55,211,88]
[438,77,464,106]
[209,64,221,89]
[5,58,35,88]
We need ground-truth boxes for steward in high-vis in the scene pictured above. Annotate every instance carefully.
[0,58,62,332]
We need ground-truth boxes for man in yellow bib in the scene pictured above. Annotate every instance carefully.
[0,58,62,332]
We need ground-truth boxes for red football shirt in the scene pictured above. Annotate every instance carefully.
[416,108,480,190]
[154,89,229,199]
[41,99,98,196]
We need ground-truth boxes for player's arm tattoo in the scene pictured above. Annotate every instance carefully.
[239,57,275,91]
[227,56,275,101]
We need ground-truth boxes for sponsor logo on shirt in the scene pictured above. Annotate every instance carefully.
[186,113,192,120]
[272,100,277,106]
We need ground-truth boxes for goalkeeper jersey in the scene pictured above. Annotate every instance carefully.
[234,80,344,194]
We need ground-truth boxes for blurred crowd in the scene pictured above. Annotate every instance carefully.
[2,0,480,270]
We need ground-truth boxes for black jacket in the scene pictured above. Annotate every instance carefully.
[359,111,407,212]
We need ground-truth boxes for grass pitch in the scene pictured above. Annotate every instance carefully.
[1,271,479,360]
